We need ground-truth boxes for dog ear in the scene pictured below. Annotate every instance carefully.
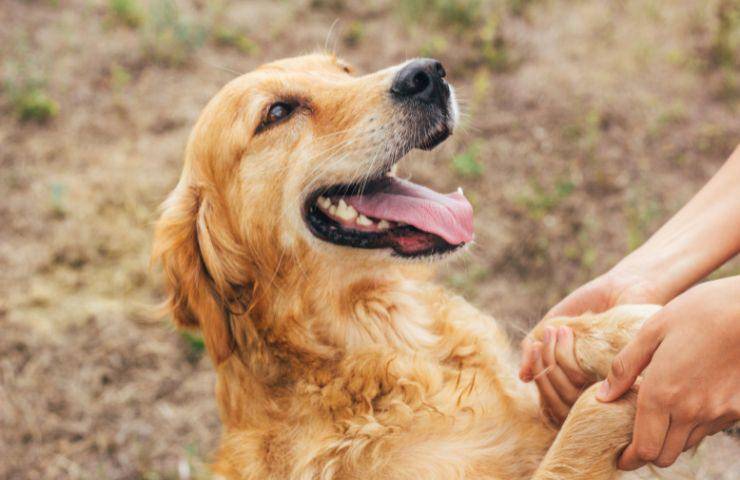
[152,183,246,364]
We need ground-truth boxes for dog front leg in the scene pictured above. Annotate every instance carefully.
[527,305,659,479]
[531,383,636,480]
[529,304,660,381]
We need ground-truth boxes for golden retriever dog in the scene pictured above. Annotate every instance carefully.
[152,54,711,479]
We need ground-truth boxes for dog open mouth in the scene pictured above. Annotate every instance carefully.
[304,57,472,258]
[305,160,473,258]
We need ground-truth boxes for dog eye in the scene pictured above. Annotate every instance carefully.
[263,102,294,127]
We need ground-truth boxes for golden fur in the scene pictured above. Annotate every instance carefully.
[153,54,701,479]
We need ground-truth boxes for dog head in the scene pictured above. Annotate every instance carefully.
[153,54,473,362]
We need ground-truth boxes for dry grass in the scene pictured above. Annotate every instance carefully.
[0,0,738,478]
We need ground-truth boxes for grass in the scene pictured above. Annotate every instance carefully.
[419,35,448,58]
[445,264,489,297]
[477,16,515,71]
[706,0,740,103]
[507,0,537,17]
[715,67,740,102]
[514,178,575,220]
[109,62,132,91]
[3,58,58,123]
[563,223,598,271]
[710,0,740,69]
[180,330,205,363]
[561,109,606,162]
[309,0,346,11]
[646,101,688,141]
[562,109,603,142]
[695,121,735,155]
[138,0,260,66]
[452,142,484,178]
[141,0,207,67]
[471,68,491,102]
[8,85,59,123]
[396,0,527,72]
[625,191,662,251]
[398,0,481,32]
[342,21,365,48]
[108,0,144,28]
[213,27,258,54]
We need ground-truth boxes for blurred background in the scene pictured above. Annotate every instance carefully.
[1,0,739,479]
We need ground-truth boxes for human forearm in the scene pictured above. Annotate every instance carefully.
[613,144,740,303]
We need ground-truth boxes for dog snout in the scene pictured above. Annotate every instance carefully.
[390,58,449,106]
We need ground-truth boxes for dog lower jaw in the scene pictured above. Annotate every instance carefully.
[304,202,464,258]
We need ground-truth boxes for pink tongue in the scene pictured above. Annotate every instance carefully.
[345,178,474,245]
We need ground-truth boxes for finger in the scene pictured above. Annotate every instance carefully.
[618,443,648,471]
[544,291,593,320]
[541,327,583,404]
[598,319,664,402]
[685,418,735,451]
[654,421,692,468]
[618,397,670,470]
[519,338,535,382]
[684,424,709,452]
[532,343,570,424]
[554,326,590,385]
[543,279,611,319]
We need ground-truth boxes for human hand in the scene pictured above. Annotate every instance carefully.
[596,275,740,470]
[519,266,666,424]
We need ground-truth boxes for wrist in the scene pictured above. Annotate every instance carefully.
[606,251,682,305]
[610,230,737,304]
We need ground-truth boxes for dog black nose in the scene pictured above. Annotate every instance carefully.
[391,58,449,104]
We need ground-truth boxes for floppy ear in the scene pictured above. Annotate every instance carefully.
[152,182,247,364]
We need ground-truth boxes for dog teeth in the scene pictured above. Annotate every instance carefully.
[318,196,331,209]
[336,199,358,221]
[317,196,391,230]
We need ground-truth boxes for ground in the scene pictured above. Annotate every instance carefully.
[1,0,738,479]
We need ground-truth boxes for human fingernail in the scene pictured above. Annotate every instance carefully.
[597,380,610,400]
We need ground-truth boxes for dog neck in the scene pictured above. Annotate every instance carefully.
[216,247,444,389]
